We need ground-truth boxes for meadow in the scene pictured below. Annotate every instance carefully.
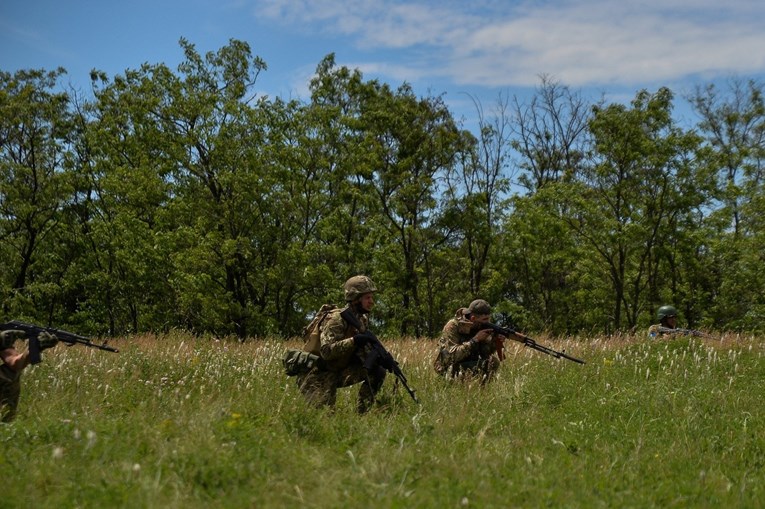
[3,331,763,508]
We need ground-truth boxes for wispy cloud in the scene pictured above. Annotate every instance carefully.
[252,0,765,87]
[0,18,75,64]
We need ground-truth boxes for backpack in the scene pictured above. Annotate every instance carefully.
[282,304,337,377]
[301,303,337,355]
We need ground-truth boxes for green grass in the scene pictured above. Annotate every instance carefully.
[3,332,763,508]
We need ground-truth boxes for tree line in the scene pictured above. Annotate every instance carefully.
[1,39,763,338]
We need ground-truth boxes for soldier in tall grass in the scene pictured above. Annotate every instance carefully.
[648,305,713,339]
[648,305,679,338]
[433,299,506,385]
[0,329,58,422]
[296,276,387,413]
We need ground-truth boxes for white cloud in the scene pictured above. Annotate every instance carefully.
[251,0,765,87]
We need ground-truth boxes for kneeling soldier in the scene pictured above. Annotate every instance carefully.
[434,299,504,385]
[297,275,386,413]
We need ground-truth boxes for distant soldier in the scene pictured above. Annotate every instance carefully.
[648,305,712,339]
[647,304,682,339]
[434,299,506,384]
[296,275,386,413]
[0,329,58,422]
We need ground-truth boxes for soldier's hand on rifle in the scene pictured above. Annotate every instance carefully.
[353,332,374,348]
[38,332,59,351]
[473,329,494,343]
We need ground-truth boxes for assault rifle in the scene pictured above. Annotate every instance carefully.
[340,309,419,404]
[476,322,585,364]
[652,326,717,339]
[0,321,119,365]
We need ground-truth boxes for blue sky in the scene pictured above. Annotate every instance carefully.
[2,0,764,126]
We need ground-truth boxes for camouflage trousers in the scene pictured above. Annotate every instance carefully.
[297,359,386,414]
[451,355,501,385]
[0,365,22,422]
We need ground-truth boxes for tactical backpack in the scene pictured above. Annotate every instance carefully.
[282,303,337,376]
[301,303,337,355]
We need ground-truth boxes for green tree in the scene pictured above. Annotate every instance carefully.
[83,39,272,336]
[567,88,707,331]
[448,93,513,299]
[0,68,74,319]
[492,78,593,332]
[306,56,473,336]
[361,84,468,335]
[688,78,765,329]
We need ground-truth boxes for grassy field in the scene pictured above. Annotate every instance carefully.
[3,331,763,508]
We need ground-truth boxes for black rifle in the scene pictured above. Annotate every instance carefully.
[654,326,717,339]
[340,308,419,404]
[0,320,119,365]
[476,322,585,364]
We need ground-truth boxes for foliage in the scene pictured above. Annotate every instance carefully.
[1,41,764,337]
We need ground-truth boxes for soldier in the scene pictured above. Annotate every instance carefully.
[648,305,678,338]
[0,329,58,422]
[296,275,386,414]
[434,299,506,384]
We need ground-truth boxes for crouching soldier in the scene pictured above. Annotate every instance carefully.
[434,299,504,385]
[297,275,386,414]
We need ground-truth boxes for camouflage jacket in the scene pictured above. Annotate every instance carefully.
[319,305,369,371]
[648,324,684,338]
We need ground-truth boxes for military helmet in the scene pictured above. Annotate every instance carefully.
[343,275,378,301]
[657,305,678,320]
[467,299,492,316]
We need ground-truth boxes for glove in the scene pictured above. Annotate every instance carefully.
[0,330,27,349]
[353,332,374,348]
[38,332,59,351]
[378,353,396,371]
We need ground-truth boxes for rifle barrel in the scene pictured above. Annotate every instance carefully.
[480,323,585,364]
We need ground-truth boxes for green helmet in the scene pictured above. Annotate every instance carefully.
[343,275,378,302]
[657,305,677,320]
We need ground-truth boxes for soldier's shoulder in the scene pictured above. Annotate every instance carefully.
[442,317,459,332]
[324,307,345,323]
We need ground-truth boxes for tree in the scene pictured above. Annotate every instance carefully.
[566,88,707,331]
[688,78,765,329]
[447,93,513,298]
[0,68,74,319]
[491,78,593,331]
[511,75,592,192]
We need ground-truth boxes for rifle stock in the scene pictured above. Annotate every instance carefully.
[477,322,585,364]
[0,321,119,365]
[339,309,419,404]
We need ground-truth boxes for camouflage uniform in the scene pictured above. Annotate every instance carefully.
[296,305,386,413]
[647,324,671,338]
[0,334,22,422]
[434,308,500,384]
